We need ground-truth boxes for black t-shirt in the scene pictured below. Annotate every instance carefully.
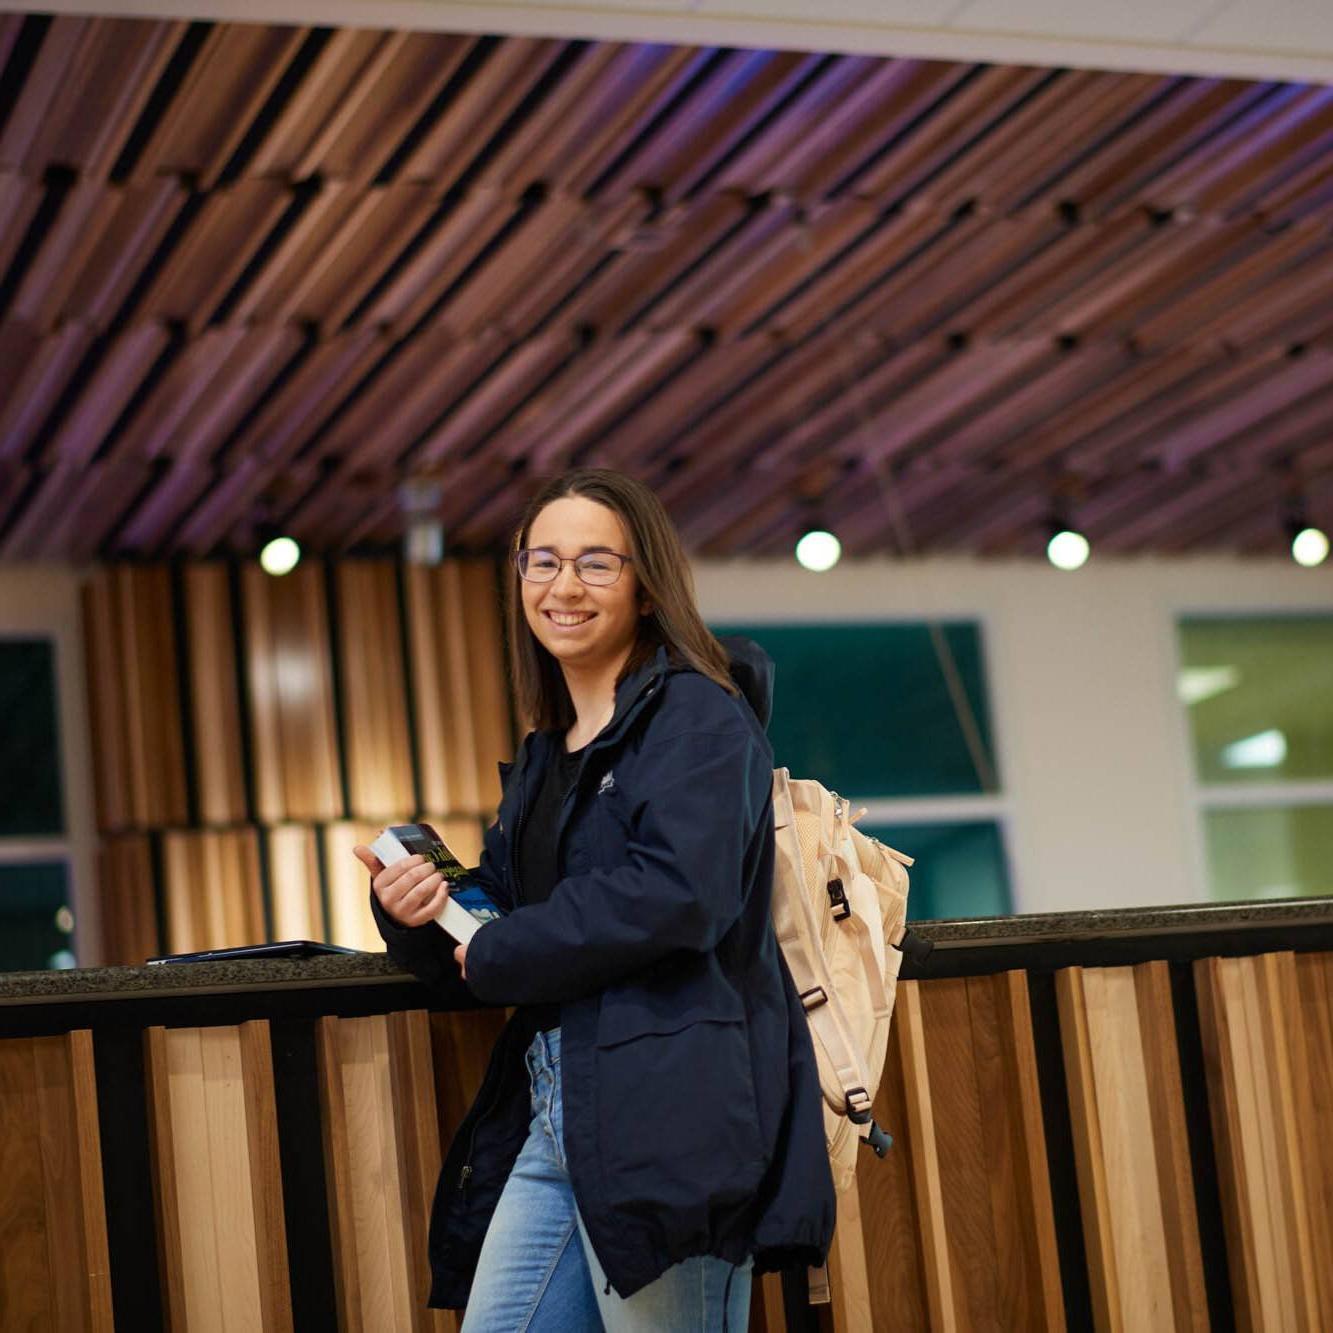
[514,741,584,1037]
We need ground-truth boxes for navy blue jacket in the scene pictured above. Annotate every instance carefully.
[373,641,835,1307]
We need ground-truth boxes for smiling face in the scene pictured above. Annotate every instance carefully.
[520,495,649,681]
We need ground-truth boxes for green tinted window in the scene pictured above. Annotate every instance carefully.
[1202,805,1333,901]
[712,623,997,796]
[0,862,73,971]
[863,820,1012,920]
[0,639,64,835]
[1179,616,1333,785]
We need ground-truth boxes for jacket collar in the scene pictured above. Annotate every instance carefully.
[509,647,671,783]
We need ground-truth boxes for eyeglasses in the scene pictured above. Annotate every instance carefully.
[514,548,632,586]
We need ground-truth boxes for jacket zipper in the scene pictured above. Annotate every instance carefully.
[457,1071,506,1196]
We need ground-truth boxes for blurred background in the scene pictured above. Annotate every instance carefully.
[2,0,1331,969]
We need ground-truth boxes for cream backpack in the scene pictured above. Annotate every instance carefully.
[769,769,932,1242]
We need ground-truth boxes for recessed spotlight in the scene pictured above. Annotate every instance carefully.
[1291,525,1329,568]
[260,536,301,577]
[1046,528,1090,571]
[795,529,841,572]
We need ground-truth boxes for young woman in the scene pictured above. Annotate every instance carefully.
[355,469,834,1331]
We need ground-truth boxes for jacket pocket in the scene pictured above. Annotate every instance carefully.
[593,1003,766,1201]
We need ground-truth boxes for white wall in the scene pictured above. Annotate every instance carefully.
[0,566,100,964]
[694,555,1333,915]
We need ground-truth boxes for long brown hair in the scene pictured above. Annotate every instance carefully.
[507,469,738,731]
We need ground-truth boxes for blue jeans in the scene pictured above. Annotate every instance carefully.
[460,1028,753,1332]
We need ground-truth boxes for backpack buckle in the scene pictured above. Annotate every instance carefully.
[846,1087,873,1124]
[827,878,851,920]
[799,986,828,1011]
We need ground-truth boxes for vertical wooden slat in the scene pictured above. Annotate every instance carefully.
[240,1022,294,1330]
[859,978,933,1331]
[1195,952,1332,1331]
[749,1270,788,1333]
[324,820,385,950]
[83,564,190,830]
[1056,963,1207,1331]
[458,559,509,813]
[336,561,415,821]
[318,1011,448,1332]
[115,566,188,827]
[98,833,159,964]
[267,824,326,941]
[823,1171,872,1331]
[1294,952,1333,1319]
[1134,963,1211,1331]
[82,571,132,831]
[892,978,957,1332]
[243,560,343,823]
[182,564,247,825]
[144,1021,292,1332]
[0,1032,112,1332]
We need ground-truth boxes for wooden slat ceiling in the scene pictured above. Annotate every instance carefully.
[2,12,1333,562]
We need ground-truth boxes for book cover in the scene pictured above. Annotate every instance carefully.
[370,823,504,944]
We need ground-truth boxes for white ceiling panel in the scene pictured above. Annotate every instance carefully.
[946,0,1226,45]
[696,0,966,24]
[1189,0,1333,50]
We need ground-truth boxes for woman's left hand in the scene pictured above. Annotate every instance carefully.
[454,941,468,979]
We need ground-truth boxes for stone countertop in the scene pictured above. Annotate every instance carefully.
[3,897,1332,1006]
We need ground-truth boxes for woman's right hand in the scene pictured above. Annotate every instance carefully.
[352,844,450,928]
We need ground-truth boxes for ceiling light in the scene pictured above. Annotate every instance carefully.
[1177,666,1241,706]
[1046,528,1090,571]
[1221,729,1287,769]
[259,536,301,577]
[1291,525,1329,568]
[795,529,841,572]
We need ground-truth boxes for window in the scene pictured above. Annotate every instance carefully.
[1178,615,1333,900]
[712,622,1013,919]
[0,638,75,969]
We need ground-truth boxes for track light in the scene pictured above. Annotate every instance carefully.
[795,529,842,572]
[1046,527,1090,571]
[259,536,301,577]
[1290,525,1329,568]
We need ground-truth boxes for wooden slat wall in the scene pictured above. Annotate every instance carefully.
[1055,962,1208,1331]
[162,828,266,955]
[863,973,1064,1331]
[0,1030,113,1332]
[2,945,1331,1328]
[1194,951,1333,1330]
[317,1010,451,1333]
[144,1020,292,1332]
[82,557,509,961]
[405,560,507,815]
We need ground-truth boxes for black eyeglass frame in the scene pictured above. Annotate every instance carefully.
[513,547,634,586]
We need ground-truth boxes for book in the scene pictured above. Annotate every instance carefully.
[147,941,362,965]
[370,823,505,944]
